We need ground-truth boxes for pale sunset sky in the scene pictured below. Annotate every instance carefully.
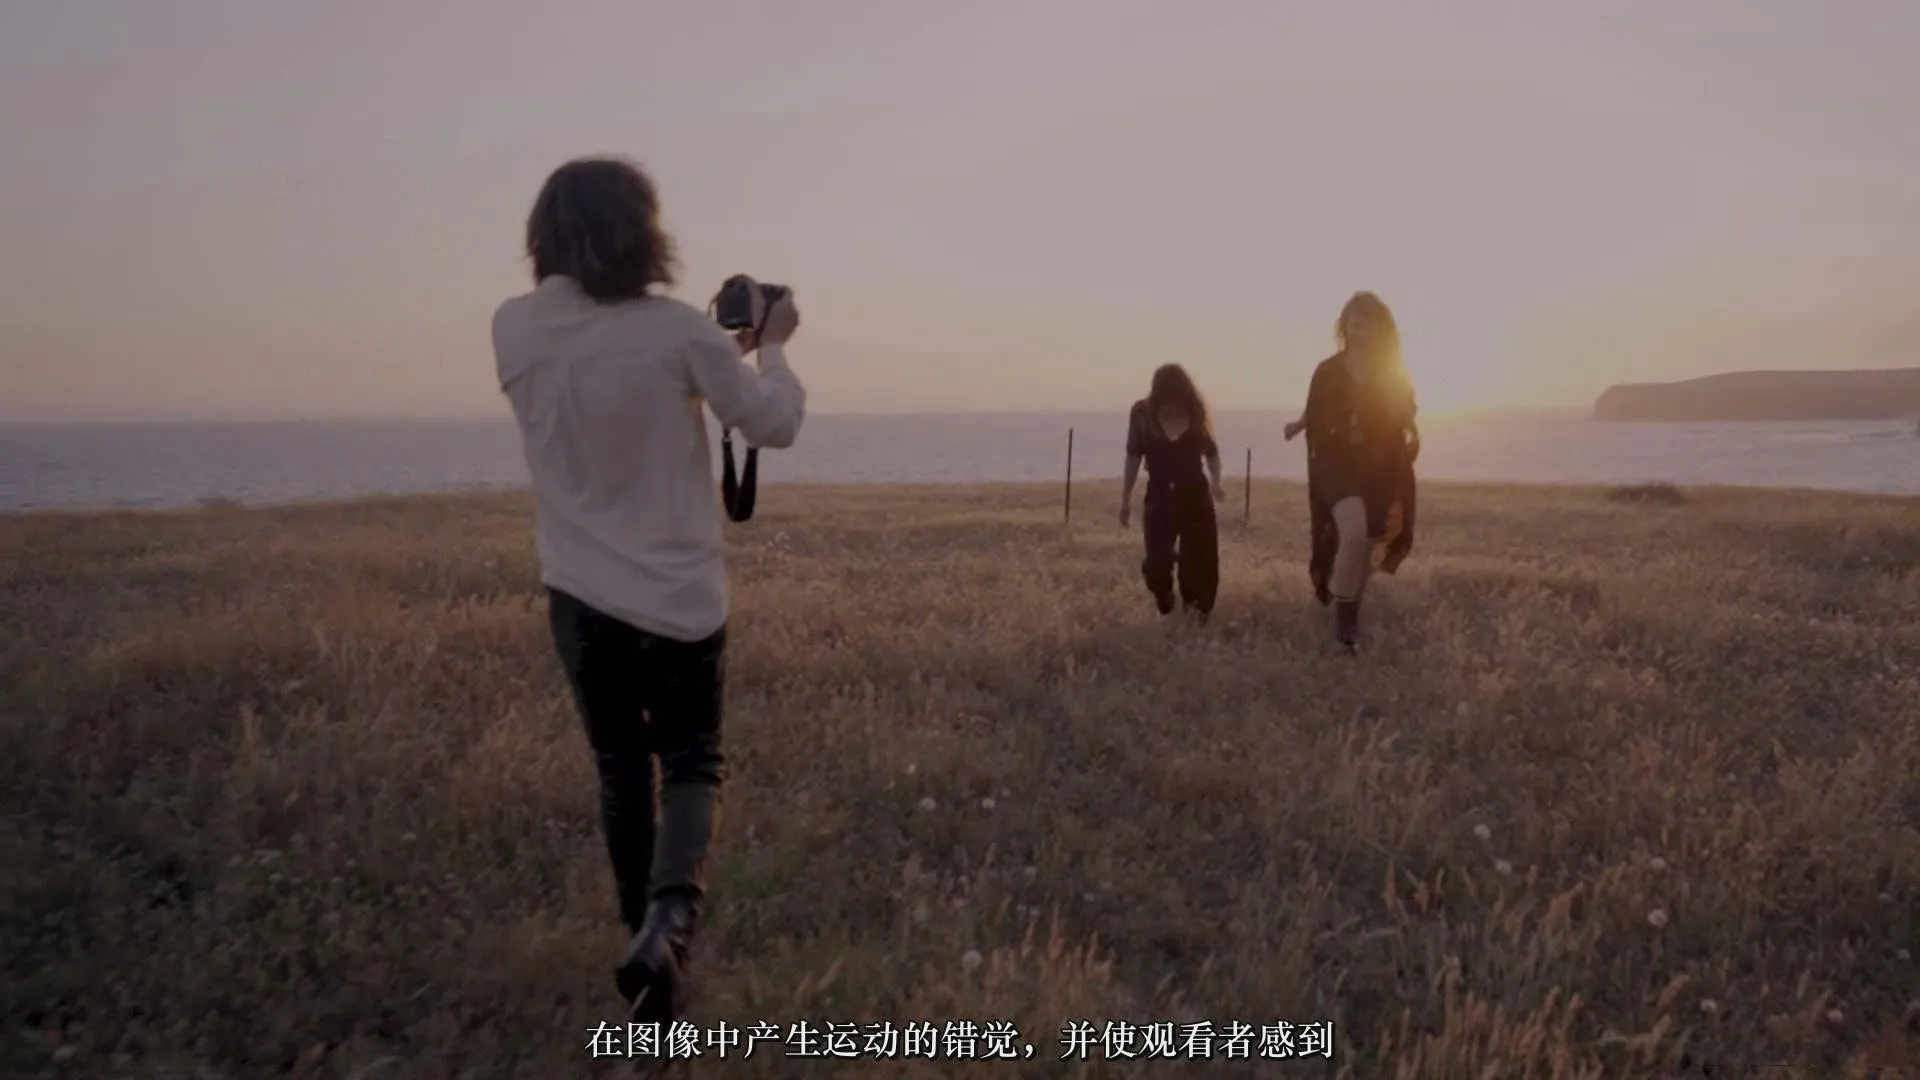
[1,0,1915,422]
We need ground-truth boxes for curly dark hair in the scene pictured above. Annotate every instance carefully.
[524,156,678,302]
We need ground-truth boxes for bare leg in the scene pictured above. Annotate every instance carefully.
[1329,496,1371,651]
[1330,497,1371,600]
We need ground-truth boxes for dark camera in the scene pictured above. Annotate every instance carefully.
[712,274,790,331]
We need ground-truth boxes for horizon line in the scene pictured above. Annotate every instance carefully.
[12,365,1914,427]
[0,404,1587,427]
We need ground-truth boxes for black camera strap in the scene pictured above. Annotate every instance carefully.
[720,431,758,522]
[709,285,771,524]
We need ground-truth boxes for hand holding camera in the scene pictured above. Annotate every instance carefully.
[708,274,804,525]
[712,274,799,355]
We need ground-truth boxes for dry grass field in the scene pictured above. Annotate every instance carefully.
[4,479,1919,1079]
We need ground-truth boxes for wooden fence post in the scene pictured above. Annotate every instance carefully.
[1063,427,1075,524]
[1243,447,1253,525]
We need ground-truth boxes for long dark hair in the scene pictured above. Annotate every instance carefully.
[525,156,679,302]
[1148,363,1214,444]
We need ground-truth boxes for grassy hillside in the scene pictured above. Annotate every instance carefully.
[4,480,1919,1078]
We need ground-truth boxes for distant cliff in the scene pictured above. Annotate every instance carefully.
[1591,367,1920,421]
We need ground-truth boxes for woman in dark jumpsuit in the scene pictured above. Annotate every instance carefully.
[1119,364,1228,622]
[1285,292,1420,653]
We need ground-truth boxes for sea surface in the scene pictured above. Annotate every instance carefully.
[3,410,1917,512]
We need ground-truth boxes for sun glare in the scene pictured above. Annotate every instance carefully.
[1397,304,1516,421]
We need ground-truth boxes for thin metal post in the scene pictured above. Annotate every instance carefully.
[1243,447,1253,525]
[1063,427,1075,524]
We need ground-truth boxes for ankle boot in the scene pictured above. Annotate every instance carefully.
[615,781,718,1021]
[617,890,700,1023]
[1333,598,1360,654]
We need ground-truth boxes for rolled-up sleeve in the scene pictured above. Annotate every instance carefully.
[683,331,807,449]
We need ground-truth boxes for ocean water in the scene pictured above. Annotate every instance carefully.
[2,410,1916,512]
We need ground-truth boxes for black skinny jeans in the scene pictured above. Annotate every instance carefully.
[547,587,727,934]
[1140,484,1220,614]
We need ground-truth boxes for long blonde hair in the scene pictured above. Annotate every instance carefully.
[1336,292,1402,372]
[1336,291,1415,416]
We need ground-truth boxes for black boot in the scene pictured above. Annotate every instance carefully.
[615,781,718,1022]
[617,890,700,1023]
[1333,598,1360,654]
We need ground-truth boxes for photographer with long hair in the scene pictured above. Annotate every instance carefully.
[492,156,806,1023]
[1284,291,1419,654]
[1119,364,1228,623]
